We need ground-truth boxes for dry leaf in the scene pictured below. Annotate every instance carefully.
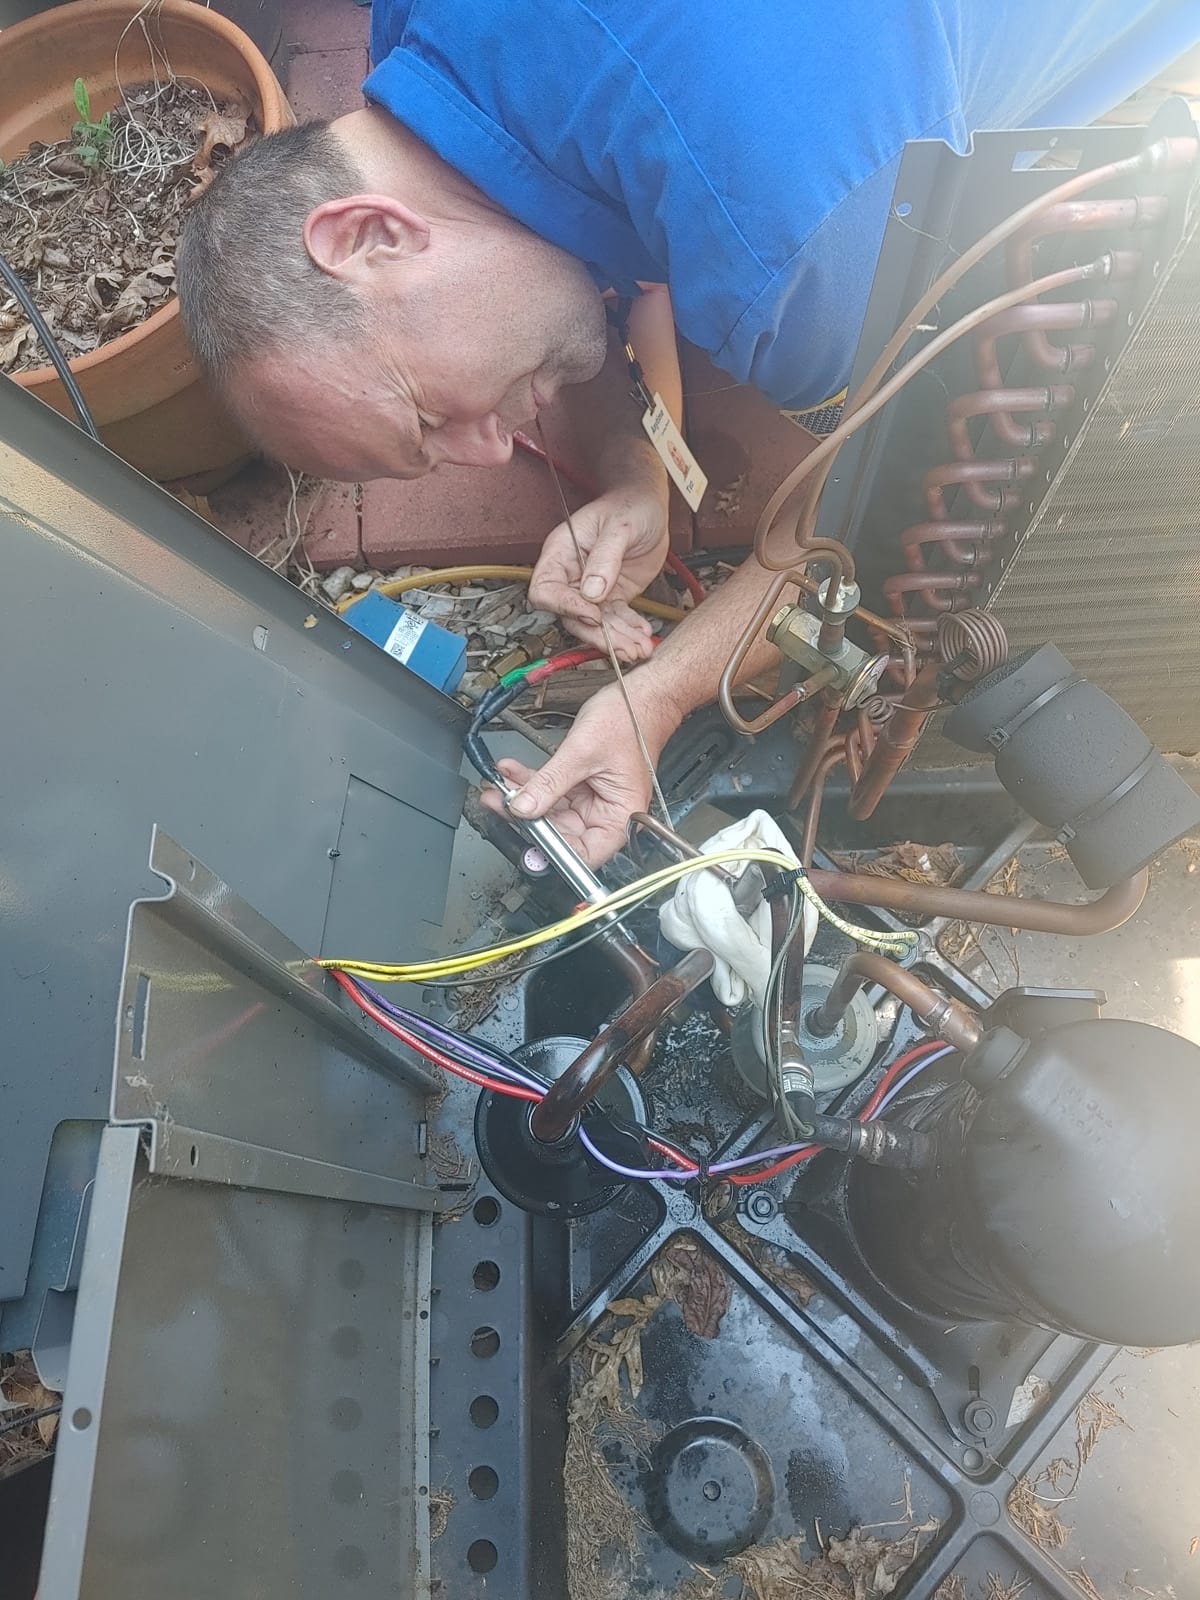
[0,311,23,333]
[662,1238,732,1340]
[0,324,33,371]
[168,487,217,526]
[1190,1536,1199,1556]
[303,614,318,629]
[46,154,89,179]
[98,270,169,334]
[192,99,251,173]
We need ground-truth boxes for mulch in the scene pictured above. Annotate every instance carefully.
[0,78,254,374]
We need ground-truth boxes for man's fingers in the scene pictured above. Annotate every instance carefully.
[505,744,589,820]
[530,575,601,625]
[579,526,629,603]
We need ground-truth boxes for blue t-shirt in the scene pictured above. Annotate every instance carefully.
[365,1,1199,410]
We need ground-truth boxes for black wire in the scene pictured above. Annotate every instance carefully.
[0,249,101,440]
[0,1402,61,1436]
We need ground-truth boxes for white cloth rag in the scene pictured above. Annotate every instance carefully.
[658,810,816,1010]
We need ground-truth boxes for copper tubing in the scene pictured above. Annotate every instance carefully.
[751,138,1196,576]
[800,742,846,866]
[900,520,1006,570]
[811,952,984,1055]
[975,298,1118,384]
[847,656,945,821]
[529,947,715,1143]
[787,691,844,808]
[751,145,1174,572]
[947,385,1075,455]
[597,929,663,1075]
[882,570,982,613]
[806,863,1149,935]
[1007,196,1167,288]
[925,456,1036,518]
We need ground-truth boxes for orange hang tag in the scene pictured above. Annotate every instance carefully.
[641,393,707,511]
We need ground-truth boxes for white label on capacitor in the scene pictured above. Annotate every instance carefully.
[381,608,427,665]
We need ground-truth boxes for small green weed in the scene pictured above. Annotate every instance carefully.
[71,78,113,170]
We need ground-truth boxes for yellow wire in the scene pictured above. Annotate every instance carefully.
[320,848,796,982]
[335,564,687,623]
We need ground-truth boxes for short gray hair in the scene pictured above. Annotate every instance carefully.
[177,120,368,386]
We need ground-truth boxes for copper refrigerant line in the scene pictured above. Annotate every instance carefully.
[879,188,1178,664]
[711,138,1196,827]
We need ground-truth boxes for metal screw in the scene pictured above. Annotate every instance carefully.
[962,1399,997,1438]
[327,847,340,859]
[746,1190,777,1222]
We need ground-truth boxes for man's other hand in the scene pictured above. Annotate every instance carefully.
[480,678,680,867]
[529,478,668,663]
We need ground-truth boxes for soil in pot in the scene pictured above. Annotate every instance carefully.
[0,78,254,375]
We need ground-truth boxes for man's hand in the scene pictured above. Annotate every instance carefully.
[480,677,682,866]
[529,476,668,663]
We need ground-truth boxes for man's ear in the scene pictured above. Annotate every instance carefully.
[304,195,431,283]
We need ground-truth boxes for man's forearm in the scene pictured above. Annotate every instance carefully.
[625,554,782,728]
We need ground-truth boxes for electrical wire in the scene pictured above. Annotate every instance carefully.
[872,1043,956,1114]
[410,916,621,988]
[337,969,954,1189]
[511,431,707,608]
[331,970,541,1104]
[336,970,697,1173]
[0,247,101,440]
[320,847,797,982]
[858,1040,951,1120]
[321,849,915,984]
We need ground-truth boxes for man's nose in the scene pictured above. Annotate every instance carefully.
[433,414,514,469]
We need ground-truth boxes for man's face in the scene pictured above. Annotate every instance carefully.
[238,227,608,481]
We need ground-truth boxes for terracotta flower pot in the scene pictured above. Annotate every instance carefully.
[0,0,293,484]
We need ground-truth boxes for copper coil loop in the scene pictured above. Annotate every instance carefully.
[936,609,1009,681]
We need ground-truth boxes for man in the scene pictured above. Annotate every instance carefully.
[178,0,1198,865]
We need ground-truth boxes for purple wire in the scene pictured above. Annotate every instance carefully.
[352,977,546,1092]
[873,1045,956,1114]
[350,977,951,1187]
[575,1125,692,1180]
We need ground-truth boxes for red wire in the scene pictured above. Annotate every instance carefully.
[334,970,699,1173]
[726,1040,950,1187]
[859,1040,948,1121]
[525,647,606,682]
[333,978,944,1187]
[332,970,542,1104]
[727,1146,820,1186]
[666,550,706,606]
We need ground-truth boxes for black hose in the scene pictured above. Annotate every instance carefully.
[0,247,101,440]
[808,1111,933,1170]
